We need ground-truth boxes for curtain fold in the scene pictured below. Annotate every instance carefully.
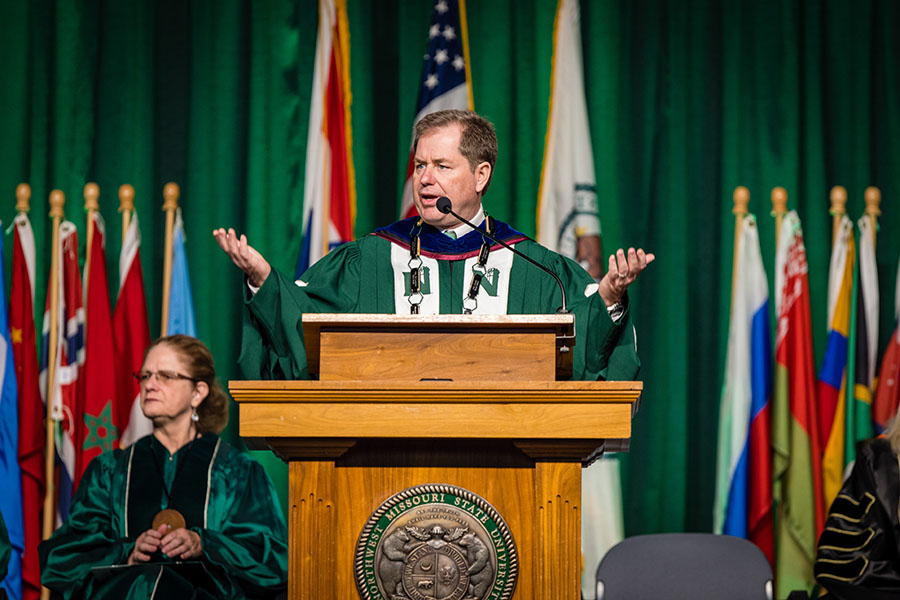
[0,0,897,534]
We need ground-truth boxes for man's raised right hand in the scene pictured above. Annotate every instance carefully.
[213,228,272,288]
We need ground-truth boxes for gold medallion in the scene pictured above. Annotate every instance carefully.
[152,508,186,532]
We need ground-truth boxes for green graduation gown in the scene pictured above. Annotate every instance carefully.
[815,438,900,600]
[39,434,288,599]
[240,217,640,381]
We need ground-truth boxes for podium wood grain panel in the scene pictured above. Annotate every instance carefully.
[319,331,556,381]
[288,462,566,598]
[291,461,337,599]
[234,368,639,599]
[245,401,630,440]
[283,445,588,599]
[303,313,576,380]
[534,462,581,598]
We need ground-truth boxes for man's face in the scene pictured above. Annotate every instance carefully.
[412,124,491,229]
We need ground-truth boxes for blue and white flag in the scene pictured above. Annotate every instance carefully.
[0,227,25,600]
[399,0,473,218]
[714,214,774,563]
[167,209,196,336]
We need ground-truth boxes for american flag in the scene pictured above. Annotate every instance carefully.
[399,0,473,219]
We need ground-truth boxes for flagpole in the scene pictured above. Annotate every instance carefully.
[160,183,179,337]
[829,186,847,247]
[16,183,30,213]
[864,186,881,251]
[771,187,788,248]
[83,183,100,327]
[119,184,134,238]
[41,190,64,548]
[731,187,750,306]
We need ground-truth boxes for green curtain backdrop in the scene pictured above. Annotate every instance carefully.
[1,0,898,536]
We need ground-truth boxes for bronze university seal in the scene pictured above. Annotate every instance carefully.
[354,484,518,600]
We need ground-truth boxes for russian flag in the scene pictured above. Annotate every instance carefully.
[714,214,773,564]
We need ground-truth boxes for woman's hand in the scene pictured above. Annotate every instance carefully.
[128,524,167,564]
[160,527,203,560]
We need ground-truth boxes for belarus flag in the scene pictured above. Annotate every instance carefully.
[772,211,824,598]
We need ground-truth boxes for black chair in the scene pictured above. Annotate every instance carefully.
[595,533,773,600]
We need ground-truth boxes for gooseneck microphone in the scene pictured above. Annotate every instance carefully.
[435,196,568,313]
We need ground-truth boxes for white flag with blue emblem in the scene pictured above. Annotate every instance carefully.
[535,3,617,598]
[536,0,601,258]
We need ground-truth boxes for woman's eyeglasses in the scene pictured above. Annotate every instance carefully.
[132,370,198,385]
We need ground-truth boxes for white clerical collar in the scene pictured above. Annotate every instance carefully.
[442,205,485,239]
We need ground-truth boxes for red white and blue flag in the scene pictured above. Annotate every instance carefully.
[296,0,356,276]
[40,222,85,523]
[399,0,473,219]
[714,214,773,564]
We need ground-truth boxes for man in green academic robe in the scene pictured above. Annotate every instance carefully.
[214,109,654,380]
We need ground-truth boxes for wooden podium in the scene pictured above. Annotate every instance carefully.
[231,314,641,599]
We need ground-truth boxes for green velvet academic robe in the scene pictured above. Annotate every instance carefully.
[240,218,641,382]
[39,434,288,600]
[815,438,900,600]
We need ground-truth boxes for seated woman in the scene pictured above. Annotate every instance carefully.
[40,335,288,599]
[814,418,900,600]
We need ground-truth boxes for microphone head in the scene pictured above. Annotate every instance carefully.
[436,196,452,214]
